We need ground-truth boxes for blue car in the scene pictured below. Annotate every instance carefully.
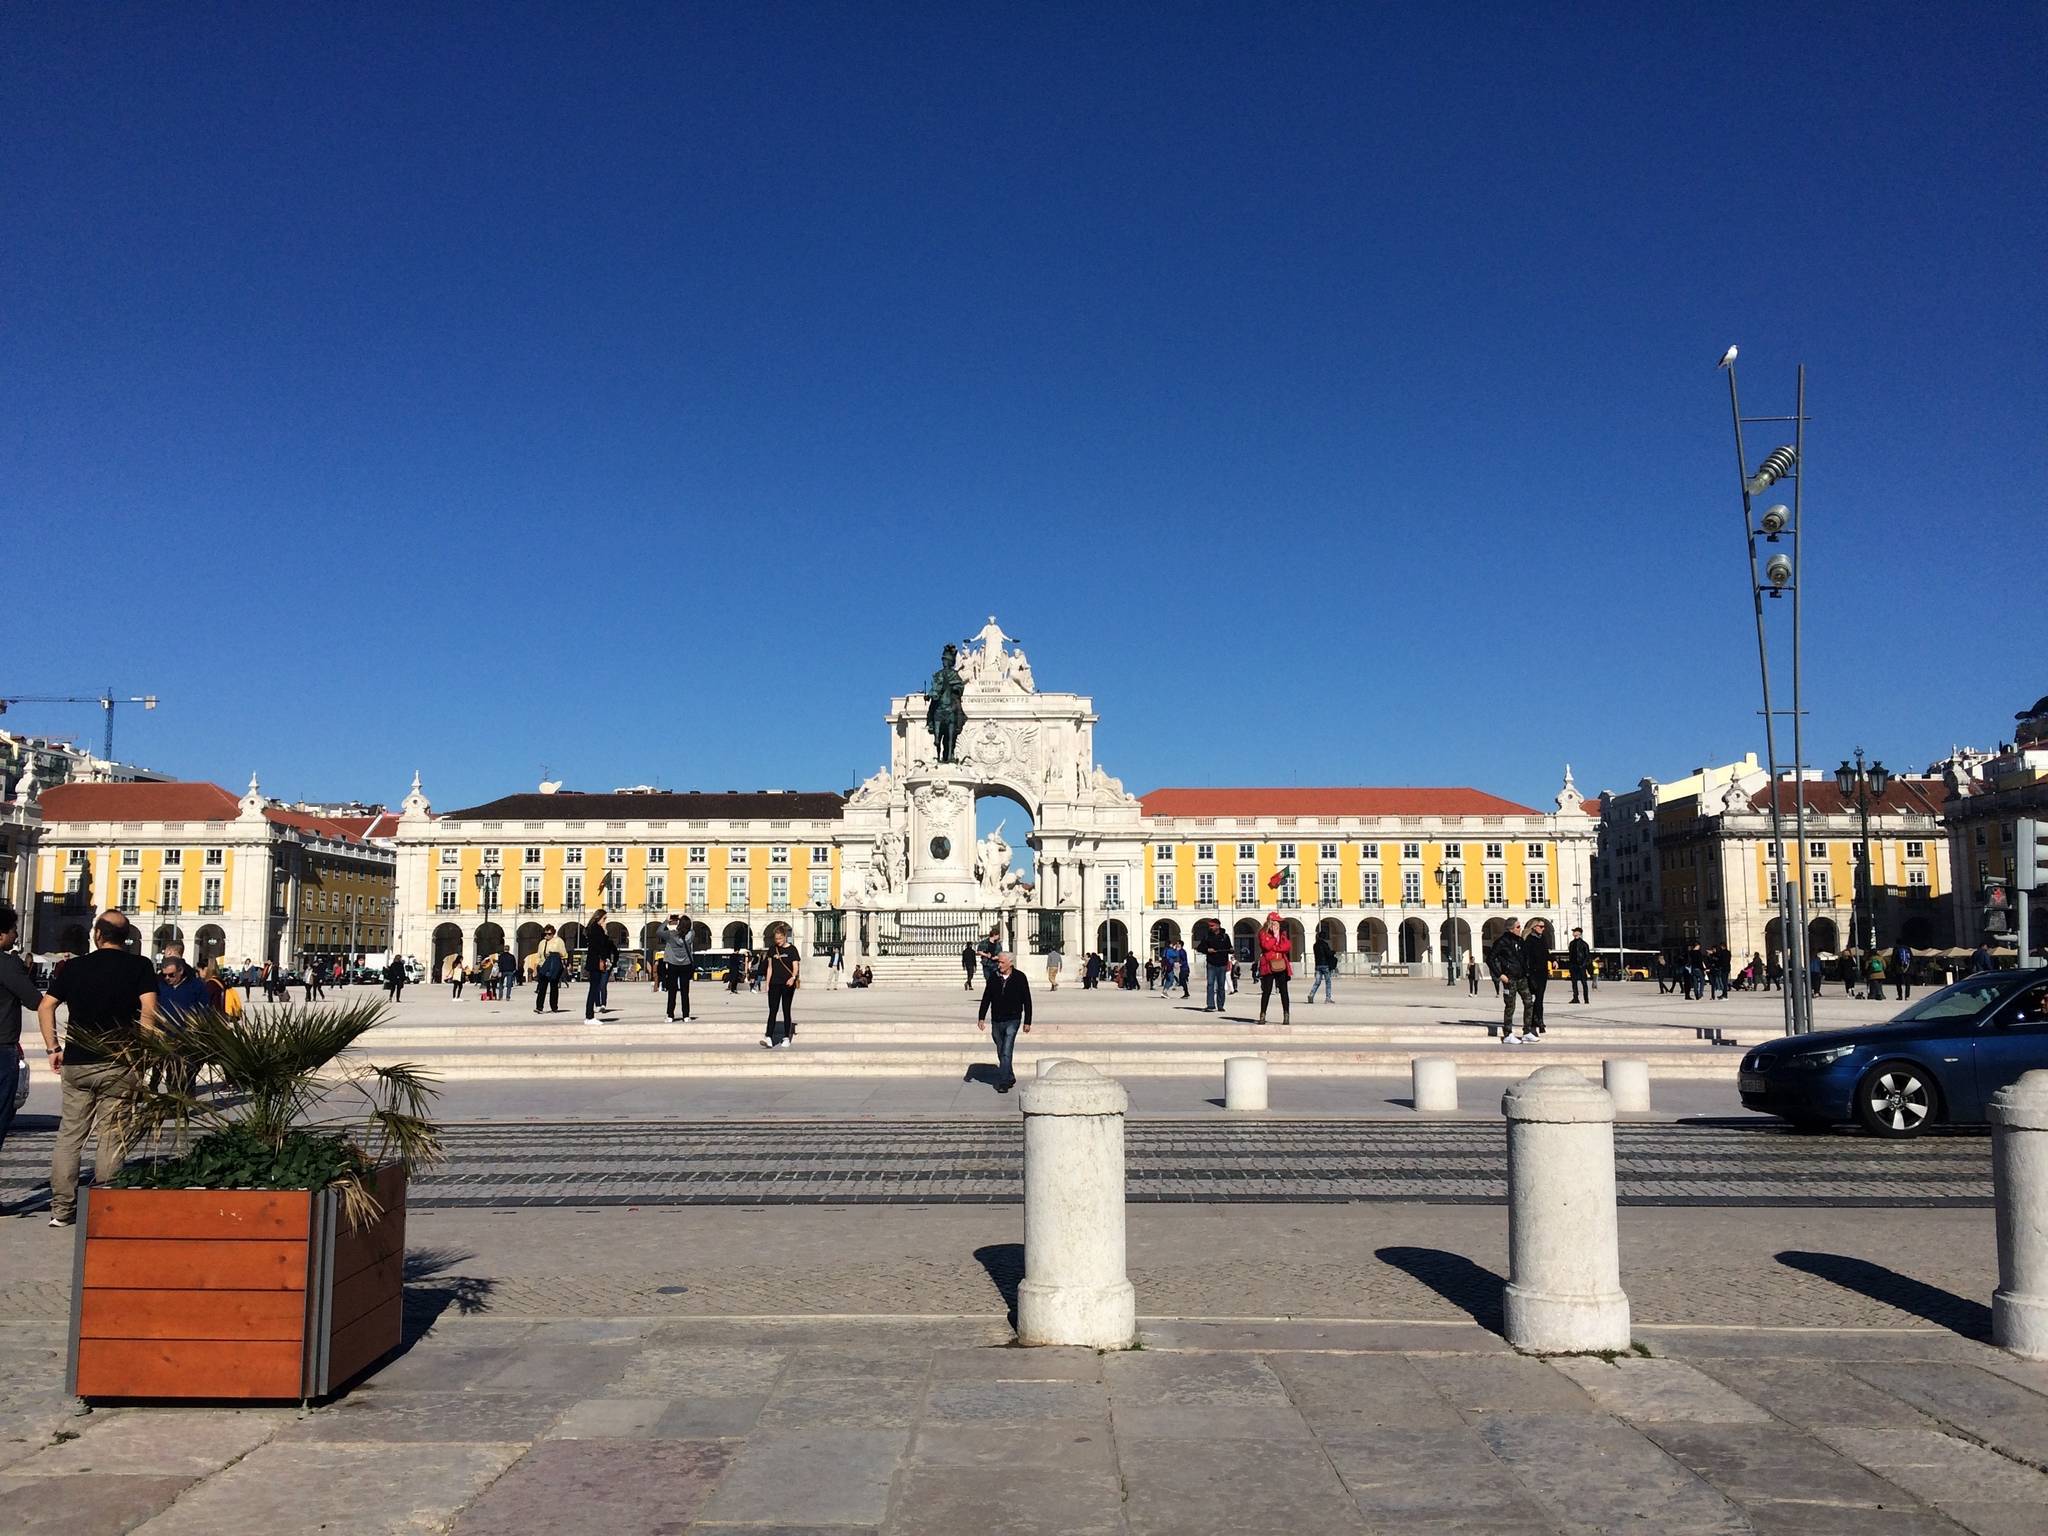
[1740,968,2048,1137]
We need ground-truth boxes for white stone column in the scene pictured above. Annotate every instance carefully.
[1412,1056,1458,1113]
[1501,1066,1631,1352]
[1016,1060,1137,1348]
[1602,1059,1651,1114]
[1990,1070,2048,1360]
[1224,1055,1268,1111]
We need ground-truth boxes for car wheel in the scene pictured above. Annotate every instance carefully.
[1855,1062,1941,1138]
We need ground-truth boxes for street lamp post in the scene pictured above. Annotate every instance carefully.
[474,869,498,962]
[1721,349,1814,1034]
[1435,866,1463,987]
[1836,749,1890,961]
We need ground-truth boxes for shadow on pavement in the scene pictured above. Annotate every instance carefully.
[1376,1245,1506,1335]
[974,1242,1024,1328]
[1775,1250,1992,1340]
[401,1246,498,1345]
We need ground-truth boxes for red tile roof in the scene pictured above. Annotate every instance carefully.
[1748,777,1950,817]
[39,781,242,823]
[1581,796,1604,817]
[1140,787,1541,818]
[39,781,377,844]
[329,811,400,842]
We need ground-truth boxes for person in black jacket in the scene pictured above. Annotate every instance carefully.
[1493,918,1533,1042]
[1196,919,1233,1012]
[1566,926,1593,1004]
[976,950,1033,1092]
[1521,918,1553,1036]
[0,904,45,1154]
[583,910,618,1022]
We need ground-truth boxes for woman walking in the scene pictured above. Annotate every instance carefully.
[448,954,465,1000]
[584,909,617,1022]
[761,925,801,1048]
[1257,911,1292,1026]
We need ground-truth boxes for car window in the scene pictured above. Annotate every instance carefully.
[1891,978,2012,1023]
[2009,984,2048,1026]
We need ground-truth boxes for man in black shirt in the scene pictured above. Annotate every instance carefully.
[1197,919,1233,1012]
[1567,926,1594,1004]
[0,904,45,1153]
[976,951,1033,1093]
[37,911,160,1227]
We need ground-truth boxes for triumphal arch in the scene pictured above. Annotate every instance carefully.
[837,617,1145,969]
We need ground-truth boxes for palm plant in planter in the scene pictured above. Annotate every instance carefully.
[67,997,443,1403]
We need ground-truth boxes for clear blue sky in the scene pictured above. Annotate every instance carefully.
[6,3,2042,814]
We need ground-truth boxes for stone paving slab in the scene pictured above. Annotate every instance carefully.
[2,1314,2047,1534]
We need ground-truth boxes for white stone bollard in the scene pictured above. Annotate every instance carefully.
[1017,1061,1137,1348]
[1036,1056,1080,1078]
[1602,1058,1651,1114]
[1224,1055,1269,1112]
[1501,1067,1631,1353]
[1990,1070,2048,1360]
[1412,1056,1459,1113]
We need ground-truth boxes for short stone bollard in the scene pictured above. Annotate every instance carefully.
[1602,1058,1651,1114]
[1017,1060,1137,1348]
[1412,1056,1458,1113]
[1501,1067,1631,1353]
[1036,1057,1080,1077]
[1224,1055,1268,1111]
[1990,1069,2048,1360]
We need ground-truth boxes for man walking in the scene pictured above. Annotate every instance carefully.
[961,943,978,991]
[533,925,567,1013]
[1493,917,1533,1044]
[977,926,1003,988]
[1045,944,1063,991]
[1197,918,1232,1013]
[976,950,1033,1093]
[1,904,45,1153]
[382,953,408,1003]
[1891,938,1914,1002]
[660,914,697,1021]
[1522,918,1553,1036]
[1308,927,1337,1005]
[1566,926,1593,1004]
[38,911,160,1227]
[583,913,617,1022]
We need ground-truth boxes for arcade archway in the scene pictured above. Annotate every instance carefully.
[1357,917,1387,958]
[1095,919,1129,964]
[432,922,463,977]
[1398,917,1431,964]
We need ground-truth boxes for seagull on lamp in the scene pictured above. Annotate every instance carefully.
[1718,345,1738,369]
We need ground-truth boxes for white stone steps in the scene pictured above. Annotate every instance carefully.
[368,1040,1741,1080]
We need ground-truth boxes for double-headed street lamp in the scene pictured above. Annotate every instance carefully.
[1435,865,1463,987]
[1835,748,1890,959]
[474,869,500,952]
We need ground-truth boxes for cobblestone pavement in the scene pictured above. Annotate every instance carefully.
[6,1313,2047,1535]
[0,1118,1992,1214]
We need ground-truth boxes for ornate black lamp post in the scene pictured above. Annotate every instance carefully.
[1835,749,1890,959]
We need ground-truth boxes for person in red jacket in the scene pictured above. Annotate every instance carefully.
[1257,911,1292,1026]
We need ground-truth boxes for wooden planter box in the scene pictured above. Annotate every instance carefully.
[66,1164,406,1402]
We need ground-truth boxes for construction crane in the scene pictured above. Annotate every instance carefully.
[0,689,159,762]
